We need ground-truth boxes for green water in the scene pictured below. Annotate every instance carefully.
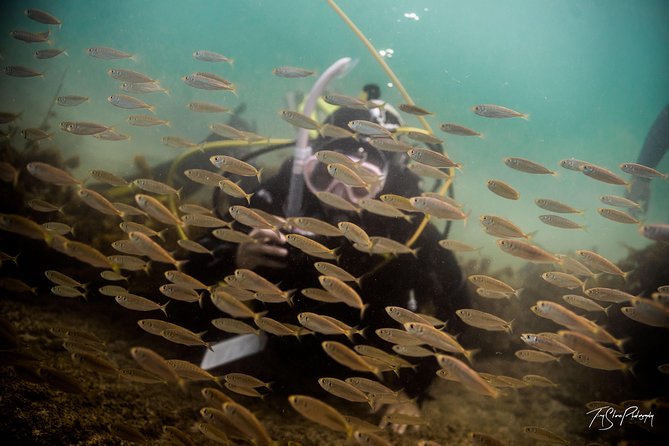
[1,0,668,265]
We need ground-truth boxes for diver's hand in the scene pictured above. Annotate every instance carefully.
[378,397,422,435]
[235,229,288,269]
[626,177,650,216]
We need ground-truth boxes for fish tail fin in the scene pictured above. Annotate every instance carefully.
[245,192,254,205]
[521,113,530,121]
[464,348,480,364]
[227,58,235,67]
[360,303,370,320]
[622,269,634,282]
[256,168,263,183]
[505,319,514,335]
[157,228,169,242]
[159,301,169,318]
[604,305,612,317]
[175,259,189,272]
[513,288,524,300]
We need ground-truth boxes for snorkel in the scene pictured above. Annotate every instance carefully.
[284,57,356,217]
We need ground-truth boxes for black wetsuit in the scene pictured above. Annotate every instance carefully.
[184,157,469,403]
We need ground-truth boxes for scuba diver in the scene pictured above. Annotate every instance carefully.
[627,102,669,215]
[184,84,469,434]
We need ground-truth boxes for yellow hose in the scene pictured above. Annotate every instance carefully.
[326,0,454,249]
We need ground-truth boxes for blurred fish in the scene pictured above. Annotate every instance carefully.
[162,135,198,149]
[440,122,483,138]
[316,191,360,213]
[472,104,528,119]
[319,276,365,313]
[279,109,322,131]
[521,375,557,388]
[322,341,381,378]
[93,130,130,141]
[112,202,146,217]
[35,48,67,59]
[62,240,116,269]
[0,112,22,124]
[619,162,667,179]
[130,346,182,386]
[60,121,112,135]
[221,401,273,445]
[115,294,168,316]
[522,426,568,445]
[327,163,371,190]
[456,309,512,333]
[535,198,582,214]
[408,148,460,169]
[597,208,639,224]
[580,163,628,186]
[229,206,278,232]
[487,179,519,200]
[575,250,628,278]
[559,331,629,371]
[410,196,467,221]
[107,68,154,83]
[71,352,117,375]
[133,178,180,197]
[89,169,128,186]
[212,318,259,335]
[358,198,412,222]
[538,214,586,230]
[25,8,61,25]
[272,66,314,78]
[196,422,230,444]
[0,213,50,242]
[135,194,182,226]
[353,431,393,446]
[369,137,413,153]
[87,46,133,60]
[22,128,52,142]
[315,262,360,285]
[120,81,169,95]
[474,287,513,300]
[108,94,154,112]
[9,30,50,43]
[159,283,202,303]
[300,288,340,303]
[128,231,181,266]
[407,163,451,179]
[182,73,236,92]
[554,254,594,277]
[562,294,610,314]
[77,188,121,216]
[504,157,555,175]
[599,194,640,209]
[480,215,532,239]
[5,65,44,77]
[519,333,573,355]
[468,275,520,297]
[287,234,338,260]
[497,239,560,263]
[56,95,89,107]
[179,203,212,215]
[99,285,129,297]
[405,322,474,360]
[287,216,342,236]
[211,155,262,181]
[0,277,36,294]
[323,93,369,110]
[406,130,443,145]
[515,350,559,363]
[348,120,393,138]
[639,223,669,242]
[438,239,480,253]
[584,287,635,304]
[127,115,169,127]
[436,354,500,397]
[27,198,63,213]
[318,377,370,404]
[399,103,432,115]
[379,194,415,212]
[45,270,85,288]
[187,101,230,113]
[193,50,233,63]
[217,179,254,204]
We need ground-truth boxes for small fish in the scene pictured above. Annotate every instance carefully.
[405,322,472,359]
[472,104,528,119]
[224,372,271,390]
[410,197,467,221]
[398,103,432,116]
[107,68,154,83]
[229,206,278,232]
[115,294,168,316]
[161,327,211,349]
[127,115,169,127]
[287,217,341,237]
[348,120,393,139]
[558,330,630,370]
[77,188,122,216]
[217,179,253,204]
[318,377,370,404]
[497,239,560,263]
[56,95,89,107]
[562,294,609,314]
[25,9,61,26]
[286,234,338,260]
[353,431,393,446]
[100,270,126,281]
[159,283,202,303]
[89,169,128,187]
[584,287,635,304]
[405,130,443,145]
[575,250,627,278]
[0,277,36,294]
[621,303,669,328]
[368,138,413,153]
[279,109,322,131]
[358,198,412,222]
[321,341,381,378]
[379,194,416,212]
[554,254,594,277]
[71,352,117,376]
[108,94,154,112]
[93,130,130,141]
[212,318,259,335]
[522,426,569,445]
[272,66,314,78]
[22,128,52,142]
[60,121,111,135]
[179,203,212,215]
[519,333,573,355]
[456,309,513,333]
[87,47,134,60]
[26,162,80,187]
[221,401,273,445]
[538,214,586,230]
[300,288,340,303]
[438,239,480,253]
[27,198,63,213]
[133,178,180,198]
[210,155,262,181]
[99,285,129,297]
[325,163,370,190]
[504,157,555,175]
[130,346,182,386]
[580,164,628,186]
[118,368,164,384]
[436,354,500,397]
[468,275,519,296]
[255,317,305,337]
[34,48,68,59]
[128,231,181,266]
[386,306,440,327]
[597,208,639,224]
[161,136,197,149]
[619,162,667,179]
[45,270,85,288]
[187,101,231,113]
[407,163,451,179]
[9,30,50,44]
[181,73,236,91]
[440,122,483,137]
[314,262,360,285]
[599,194,640,209]
[0,213,50,242]
[515,350,559,363]
[522,375,558,387]
[535,198,582,214]
[541,272,584,289]
[315,191,360,213]
[120,81,168,95]
[408,148,461,169]
[135,194,182,226]
[5,64,43,77]
[322,93,369,110]
[197,422,231,444]
[639,223,669,243]
[486,179,519,200]
[298,312,362,341]
[193,50,233,63]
